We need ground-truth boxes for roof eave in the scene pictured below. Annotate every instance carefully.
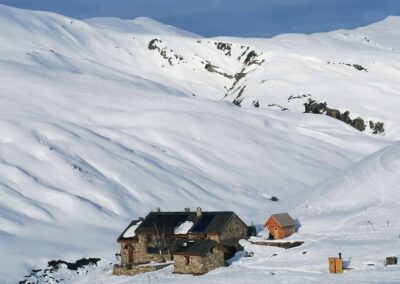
[173,252,205,257]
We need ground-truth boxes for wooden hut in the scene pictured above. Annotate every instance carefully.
[264,213,295,240]
[329,253,343,273]
[385,256,398,266]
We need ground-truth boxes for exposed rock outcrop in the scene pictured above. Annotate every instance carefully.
[214,41,232,56]
[304,99,384,134]
[204,62,234,79]
[148,38,185,66]
[327,61,368,72]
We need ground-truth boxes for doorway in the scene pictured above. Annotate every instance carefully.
[128,247,134,264]
[273,227,280,240]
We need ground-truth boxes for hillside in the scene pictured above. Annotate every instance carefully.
[0,4,399,283]
[294,141,400,233]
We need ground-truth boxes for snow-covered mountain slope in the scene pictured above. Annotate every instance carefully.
[2,4,400,139]
[0,4,399,283]
[294,142,400,233]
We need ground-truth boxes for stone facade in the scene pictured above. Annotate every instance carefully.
[133,233,170,264]
[206,233,220,241]
[220,216,248,241]
[113,263,171,276]
[116,211,248,276]
[174,247,225,275]
[174,255,203,275]
[120,242,135,266]
[203,247,225,273]
[189,215,247,243]
[119,233,180,266]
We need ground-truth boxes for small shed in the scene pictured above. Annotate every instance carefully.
[173,240,226,275]
[385,256,398,266]
[329,253,343,273]
[264,213,295,240]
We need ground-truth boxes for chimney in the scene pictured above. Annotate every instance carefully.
[196,207,202,217]
[156,207,161,213]
[184,208,190,212]
[139,217,144,221]
[338,253,342,259]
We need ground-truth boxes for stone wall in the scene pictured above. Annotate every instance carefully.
[203,248,225,272]
[220,215,247,240]
[249,240,304,249]
[133,233,176,264]
[174,255,204,274]
[134,233,165,264]
[113,263,171,276]
[206,234,220,242]
[120,242,135,266]
[174,248,225,275]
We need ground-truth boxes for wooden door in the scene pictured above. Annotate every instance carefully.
[335,258,343,273]
[128,248,134,264]
[329,258,336,273]
[273,227,280,240]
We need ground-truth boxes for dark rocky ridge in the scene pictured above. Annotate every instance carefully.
[20,258,101,284]
[214,41,232,56]
[204,62,234,79]
[327,61,368,72]
[304,99,384,134]
[148,38,184,66]
[233,86,246,106]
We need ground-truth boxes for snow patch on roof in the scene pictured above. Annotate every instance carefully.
[174,221,193,234]
[123,221,142,238]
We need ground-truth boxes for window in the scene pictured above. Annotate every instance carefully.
[128,248,134,264]
[185,256,190,266]
[209,246,214,254]
[146,234,152,243]
[147,247,161,254]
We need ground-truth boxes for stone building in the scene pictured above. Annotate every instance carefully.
[114,207,248,275]
[173,240,226,275]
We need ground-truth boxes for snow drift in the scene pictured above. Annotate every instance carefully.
[295,142,400,233]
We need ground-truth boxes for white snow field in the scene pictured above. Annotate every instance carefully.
[0,4,399,283]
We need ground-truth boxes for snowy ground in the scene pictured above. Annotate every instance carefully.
[0,4,399,283]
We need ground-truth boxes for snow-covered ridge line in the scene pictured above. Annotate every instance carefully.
[1,4,399,138]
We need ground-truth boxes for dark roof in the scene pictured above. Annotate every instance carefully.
[173,240,225,256]
[117,219,142,242]
[220,238,243,248]
[118,211,248,239]
[191,212,247,234]
[134,212,196,234]
[270,213,295,227]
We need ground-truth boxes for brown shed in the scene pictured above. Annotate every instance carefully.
[264,213,295,240]
[329,253,343,273]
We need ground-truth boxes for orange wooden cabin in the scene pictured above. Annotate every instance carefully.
[329,253,343,273]
[264,213,295,240]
